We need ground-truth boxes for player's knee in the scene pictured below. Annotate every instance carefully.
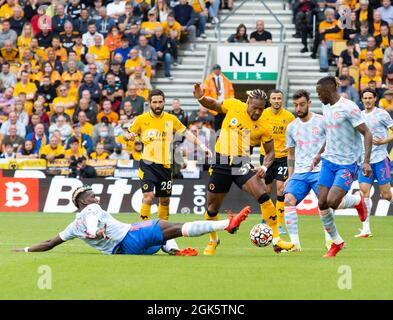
[318,199,329,210]
[284,195,297,207]
[143,193,154,205]
[206,210,218,218]
[159,198,170,206]
[257,193,271,204]
[327,197,340,209]
[381,190,392,201]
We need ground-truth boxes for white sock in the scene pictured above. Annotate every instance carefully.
[284,206,300,247]
[181,220,229,237]
[337,194,361,209]
[161,239,180,253]
[320,209,344,245]
[362,197,372,233]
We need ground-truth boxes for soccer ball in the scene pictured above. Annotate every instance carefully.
[250,223,273,247]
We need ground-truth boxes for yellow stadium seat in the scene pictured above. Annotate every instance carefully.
[332,40,347,57]
[349,66,360,91]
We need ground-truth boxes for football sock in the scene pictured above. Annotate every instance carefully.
[337,194,361,209]
[181,220,229,237]
[204,211,219,242]
[140,203,151,221]
[284,206,299,246]
[276,196,285,227]
[157,204,169,220]
[260,200,279,239]
[320,209,344,245]
[362,197,372,233]
[162,239,180,253]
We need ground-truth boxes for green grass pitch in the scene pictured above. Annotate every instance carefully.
[1,212,393,300]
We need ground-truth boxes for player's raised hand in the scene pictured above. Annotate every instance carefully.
[254,166,267,179]
[193,82,204,100]
[362,162,372,177]
[123,131,136,141]
[96,224,110,240]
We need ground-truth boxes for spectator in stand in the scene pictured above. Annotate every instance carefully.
[50,103,72,124]
[52,85,77,118]
[37,76,58,109]
[377,0,393,25]
[337,75,360,105]
[149,26,173,80]
[169,98,188,127]
[102,73,124,113]
[32,100,50,128]
[64,136,87,161]
[69,155,97,178]
[114,37,132,65]
[1,124,24,153]
[318,8,344,72]
[66,0,86,21]
[0,143,16,159]
[118,3,141,32]
[61,60,83,90]
[104,25,123,54]
[383,51,393,80]
[26,123,48,154]
[0,0,21,20]
[73,93,98,125]
[106,61,128,91]
[343,11,359,41]
[370,10,389,37]
[1,111,26,137]
[75,110,94,137]
[360,36,384,63]
[0,63,17,89]
[226,24,249,43]
[78,73,101,103]
[134,35,158,77]
[59,21,80,51]
[123,23,141,49]
[180,124,209,171]
[113,114,129,137]
[49,115,72,144]
[67,123,93,156]
[360,50,383,77]
[90,142,109,160]
[97,100,119,124]
[191,0,208,39]
[360,65,382,90]
[96,7,116,38]
[9,5,26,36]
[125,48,148,77]
[337,40,359,75]
[383,38,393,63]
[376,24,391,52]
[162,13,182,65]
[120,100,139,122]
[73,8,90,36]
[379,89,393,111]
[340,66,356,87]
[141,9,162,39]
[153,0,172,22]
[123,84,145,116]
[52,3,72,35]
[14,99,29,128]
[174,0,197,51]
[92,124,116,154]
[107,0,127,22]
[109,143,130,160]
[189,106,215,131]
[0,87,16,116]
[356,0,373,25]
[354,22,372,54]
[128,66,153,101]
[39,134,65,162]
[82,20,104,48]
[292,0,315,53]
[0,20,17,47]
[250,20,272,43]
[16,140,38,159]
[87,35,110,69]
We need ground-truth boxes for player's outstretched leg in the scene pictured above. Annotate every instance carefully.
[336,192,367,222]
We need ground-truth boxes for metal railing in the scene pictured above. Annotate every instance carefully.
[260,0,286,42]
[202,43,212,82]
[277,44,289,106]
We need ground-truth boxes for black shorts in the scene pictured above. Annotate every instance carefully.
[208,153,256,193]
[138,160,173,197]
[260,156,288,185]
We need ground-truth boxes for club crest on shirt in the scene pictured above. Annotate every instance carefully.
[312,127,320,135]
[230,118,238,126]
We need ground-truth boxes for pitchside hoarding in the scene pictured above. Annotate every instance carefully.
[216,44,280,82]
[0,174,392,216]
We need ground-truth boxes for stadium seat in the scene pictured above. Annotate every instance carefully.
[332,40,347,57]
[349,66,360,91]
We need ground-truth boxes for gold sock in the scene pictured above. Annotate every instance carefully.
[204,211,219,242]
[158,204,169,220]
[260,200,279,238]
[140,203,151,221]
[276,200,285,227]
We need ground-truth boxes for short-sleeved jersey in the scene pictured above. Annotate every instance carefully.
[59,203,130,254]
[128,111,186,166]
[260,107,295,158]
[322,97,364,165]
[39,144,65,158]
[286,113,326,173]
[216,98,273,157]
[361,108,393,164]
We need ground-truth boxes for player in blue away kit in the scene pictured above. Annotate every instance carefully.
[357,88,393,238]
[284,90,368,252]
[314,76,373,258]
[13,186,250,256]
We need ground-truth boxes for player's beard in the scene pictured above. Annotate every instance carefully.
[151,107,164,116]
[297,109,309,118]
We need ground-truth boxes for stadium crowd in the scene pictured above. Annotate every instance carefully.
[291,0,393,110]
[0,0,231,175]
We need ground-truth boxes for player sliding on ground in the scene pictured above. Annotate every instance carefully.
[193,83,294,255]
[313,76,372,257]
[284,90,371,252]
[13,186,251,256]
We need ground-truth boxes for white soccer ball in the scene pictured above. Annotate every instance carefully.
[250,223,273,247]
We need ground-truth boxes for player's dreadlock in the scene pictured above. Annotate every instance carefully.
[246,89,268,102]
[317,75,341,89]
[72,185,93,209]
